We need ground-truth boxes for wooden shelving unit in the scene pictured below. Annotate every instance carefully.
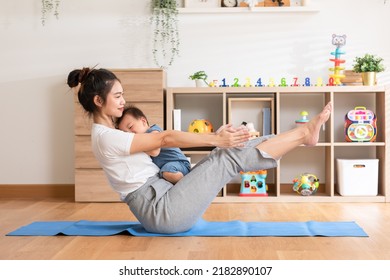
[166,85,389,203]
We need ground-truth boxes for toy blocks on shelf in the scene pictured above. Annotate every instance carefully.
[239,170,268,196]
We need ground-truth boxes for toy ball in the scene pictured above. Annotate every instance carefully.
[188,119,214,133]
[292,173,319,196]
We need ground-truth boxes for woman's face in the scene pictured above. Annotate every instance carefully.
[101,80,125,118]
[118,114,149,134]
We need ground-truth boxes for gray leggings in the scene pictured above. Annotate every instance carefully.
[124,135,278,234]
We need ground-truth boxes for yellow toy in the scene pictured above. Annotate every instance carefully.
[295,111,309,125]
[188,119,214,133]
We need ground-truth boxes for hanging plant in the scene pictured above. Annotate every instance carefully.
[41,0,60,26]
[151,0,180,68]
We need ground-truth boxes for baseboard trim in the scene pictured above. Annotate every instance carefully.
[0,184,75,200]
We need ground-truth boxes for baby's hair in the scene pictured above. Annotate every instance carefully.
[116,105,150,127]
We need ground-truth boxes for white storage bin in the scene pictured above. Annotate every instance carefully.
[336,159,379,196]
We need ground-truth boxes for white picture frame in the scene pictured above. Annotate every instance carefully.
[184,0,220,8]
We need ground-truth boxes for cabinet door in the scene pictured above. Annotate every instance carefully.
[126,102,164,129]
[115,70,165,103]
[75,169,120,202]
[75,136,100,169]
[74,101,92,135]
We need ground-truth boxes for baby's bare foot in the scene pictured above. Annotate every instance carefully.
[303,102,332,146]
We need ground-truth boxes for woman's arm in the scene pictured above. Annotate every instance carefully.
[145,130,161,157]
[129,128,250,155]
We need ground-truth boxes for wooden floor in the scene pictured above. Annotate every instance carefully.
[1,198,390,260]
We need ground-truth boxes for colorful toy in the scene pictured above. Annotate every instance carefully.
[239,170,268,196]
[292,173,319,196]
[244,78,252,87]
[208,80,218,87]
[220,78,228,87]
[295,111,309,125]
[232,78,241,87]
[345,106,377,142]
[279,77,288,87]
[291,77,299,87]
[255,78,264,87]
[303,77,312,86]
[315,77,324,86]
[188,119,214,133]
[211,76,327,88]
[329,34,346,85]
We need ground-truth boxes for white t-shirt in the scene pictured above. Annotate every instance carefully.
[91,123,160,201]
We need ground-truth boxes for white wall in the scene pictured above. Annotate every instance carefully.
[1,0,390,184]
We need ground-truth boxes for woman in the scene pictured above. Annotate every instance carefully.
[67,68,331,234]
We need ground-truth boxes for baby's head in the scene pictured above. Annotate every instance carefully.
[116,105,149,133]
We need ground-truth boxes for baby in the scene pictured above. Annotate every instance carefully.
[116,105,191,184]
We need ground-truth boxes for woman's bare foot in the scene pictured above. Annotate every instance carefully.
[303,102,332,146]
[254,102,332,160]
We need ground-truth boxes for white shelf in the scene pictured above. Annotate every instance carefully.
[333,142,386,147]
[178,7,319,14]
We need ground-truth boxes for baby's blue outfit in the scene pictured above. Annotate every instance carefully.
[146,124,191,177]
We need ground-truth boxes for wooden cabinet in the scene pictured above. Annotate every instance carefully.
[166,86,389,203]
[74,69,166,202]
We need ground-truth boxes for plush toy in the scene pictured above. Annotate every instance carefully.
[241,121,260,139]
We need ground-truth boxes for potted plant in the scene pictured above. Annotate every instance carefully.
[151,0,180,68]
[352,53,385,86]
[189,71,209,87]
[41,0,60,26]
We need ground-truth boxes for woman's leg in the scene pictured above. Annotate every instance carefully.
[130,102,331,233]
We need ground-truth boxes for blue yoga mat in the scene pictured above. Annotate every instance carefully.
[6,218,368,237]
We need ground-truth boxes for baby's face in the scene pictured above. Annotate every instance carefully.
[118,114,148,133]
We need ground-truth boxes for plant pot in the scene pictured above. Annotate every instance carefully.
[195,79,208,87]
[361,72,377,86]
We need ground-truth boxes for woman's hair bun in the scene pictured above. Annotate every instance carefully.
[67,69,81,88]
[67,67,93,88]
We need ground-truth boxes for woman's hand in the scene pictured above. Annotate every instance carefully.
[215,125,250,148]
[215,124,247,134]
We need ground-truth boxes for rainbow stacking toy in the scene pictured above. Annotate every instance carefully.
[329,34,347,85]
